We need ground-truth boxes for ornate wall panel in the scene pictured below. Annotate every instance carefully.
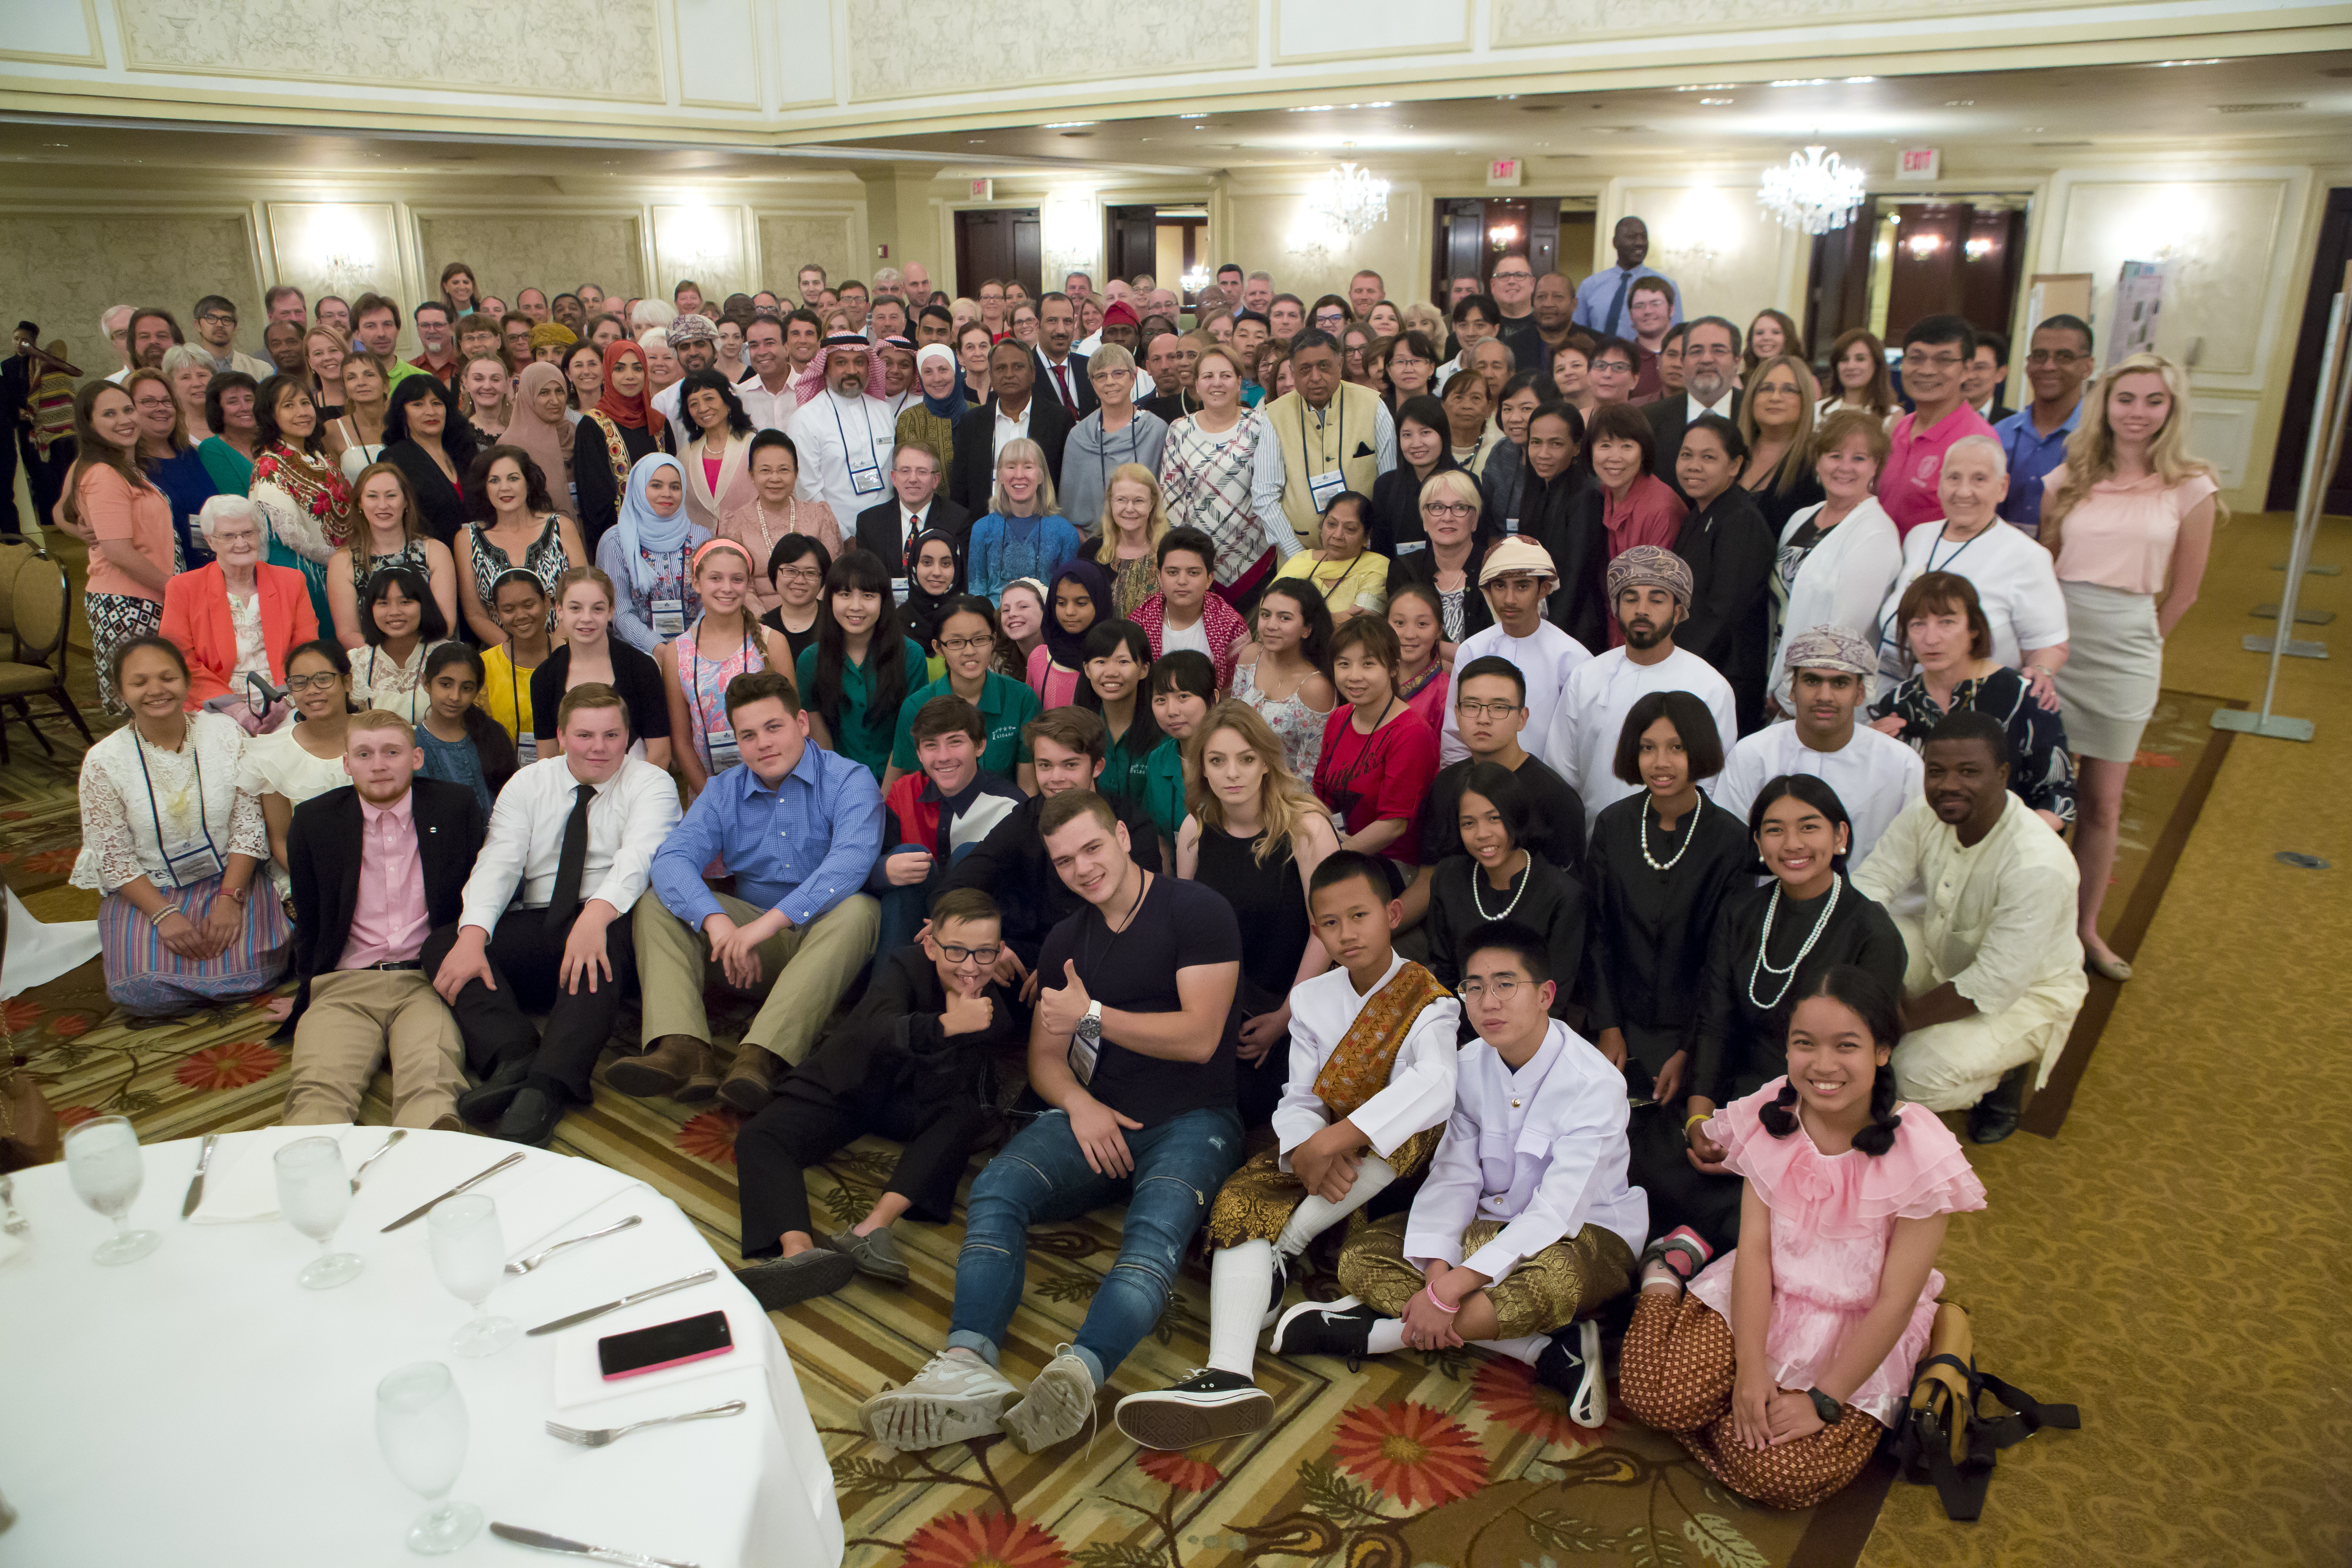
[0,208,259,374]
[758,213,856,295]
[844,0,1253,102]
[416,213,647,303]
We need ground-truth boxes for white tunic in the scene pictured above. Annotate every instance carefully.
[1544,644,1739,827]
[1440,621,1592,768]
[1713,720,1924,872]
[71,712,269,895]
[1875,518,2069,695]
[1405,1019,1648,1282]
[788,390,897,527]
[1271,954,1462,1171]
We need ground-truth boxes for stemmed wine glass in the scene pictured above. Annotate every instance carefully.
[428,1194,517,1357]
[63,1116,160,1265]
[374,1361,483,1555]
[274,1136,365,1289]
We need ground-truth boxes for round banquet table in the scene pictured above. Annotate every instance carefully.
[0,1127,843,1568]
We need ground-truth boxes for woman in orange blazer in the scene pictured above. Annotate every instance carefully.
[158,495,321,711]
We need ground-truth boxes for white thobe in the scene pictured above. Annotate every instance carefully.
[1544,645,1739,826]
[788,391,896,527]
[1714,720,1924,872]
[1439,621,1591,768]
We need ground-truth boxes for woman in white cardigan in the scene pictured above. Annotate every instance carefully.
[1766,407,1903,713]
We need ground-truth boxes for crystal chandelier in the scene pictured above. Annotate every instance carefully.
[1305,163,1390,239]
[1758,146,1868,235]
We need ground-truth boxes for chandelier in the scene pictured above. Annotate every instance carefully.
[1758,146,1867,234]
[1305,163,1390,239]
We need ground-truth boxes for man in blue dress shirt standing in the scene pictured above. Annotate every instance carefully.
[1572,216,1682,340]
[623,668,884,1114]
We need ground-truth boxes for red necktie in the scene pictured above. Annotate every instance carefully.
[1053,364,1075,414]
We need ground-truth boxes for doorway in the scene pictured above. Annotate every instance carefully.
[1105,205,1208,307]
[953,208,1041,299]
[1806,196,2028,366]
[1431,199,1561,306]
[2267,186,2352,514]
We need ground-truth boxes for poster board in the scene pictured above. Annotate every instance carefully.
[2107,261,2167,367]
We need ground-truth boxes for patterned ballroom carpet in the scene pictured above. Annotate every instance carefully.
[6,514,2345,1567]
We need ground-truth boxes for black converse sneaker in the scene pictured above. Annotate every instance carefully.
[1114,1369,1275,1449]
[1261,1252,1290,1330]
[1270,1297,1379,1368]
[1534,1318,1608,1429]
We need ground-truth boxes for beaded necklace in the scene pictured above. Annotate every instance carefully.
[1746,875,1842,1010]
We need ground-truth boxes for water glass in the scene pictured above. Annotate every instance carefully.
[63,1116,159,1265]
[428,1194,517,1357]
[274,1136,364,1290]
[374,1361,482,1555]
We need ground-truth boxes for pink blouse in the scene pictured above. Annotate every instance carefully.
[1026,642,1082,710]
[2043,467,2219,597]
[1601,473,1687,558]
[1686,1080,1987,1427]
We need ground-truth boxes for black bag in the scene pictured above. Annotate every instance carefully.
[1889,1302,2080,1521]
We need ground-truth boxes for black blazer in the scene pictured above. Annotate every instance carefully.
[1033,350,1098,419]
[381,440,471,550]
[1385,543,1496,645]
[947,396,1072,514]
[1644,390,1743,500]
[568,418,660,556]
[1673,487,1777,731]
[853,495,974,571]
[283,779,486,1025]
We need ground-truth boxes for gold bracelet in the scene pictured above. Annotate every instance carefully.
[1684,1111,1710,1131]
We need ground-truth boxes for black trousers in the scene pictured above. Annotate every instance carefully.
[421,903,637,1103]
[735,1071,996,1257]
[3,428,73,537]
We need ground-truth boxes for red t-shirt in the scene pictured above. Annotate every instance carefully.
[1314,704,1441,863]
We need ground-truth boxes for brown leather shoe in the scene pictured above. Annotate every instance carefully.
[717,1045,779,1115]
[606,1033,712,1099]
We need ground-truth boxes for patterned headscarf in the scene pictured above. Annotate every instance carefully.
[528,321,578,351]
[593,339,662,438]
[1605,543,1693,607]
[1780,624,1875,676]
[665,313,716,347]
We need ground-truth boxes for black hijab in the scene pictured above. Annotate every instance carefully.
[899,526,967,654]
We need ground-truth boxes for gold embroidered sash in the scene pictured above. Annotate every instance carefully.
[1310,961,1450,1121]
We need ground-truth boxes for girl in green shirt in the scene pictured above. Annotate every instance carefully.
[795,547,923,782]
[1140,648,1217,864]
[1078,618,1160,808]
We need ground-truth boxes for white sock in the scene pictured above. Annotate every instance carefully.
[1476,1334,1548,1366]
[1366,1317,1408,1355]
[1273,1154,1398,1257]
[1206,1242,1274,1379]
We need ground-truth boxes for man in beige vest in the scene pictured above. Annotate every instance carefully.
[1249,327,1397,558]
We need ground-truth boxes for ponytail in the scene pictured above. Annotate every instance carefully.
[1851,1063,1901,1157]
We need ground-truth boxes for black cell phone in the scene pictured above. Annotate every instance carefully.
[597,1309,735,1381]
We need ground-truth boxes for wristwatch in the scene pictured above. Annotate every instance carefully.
[1077,1000,1103,1044]
[1806,1387,1845,1425]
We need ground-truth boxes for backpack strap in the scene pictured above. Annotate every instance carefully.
[1973,1371,2082,1449]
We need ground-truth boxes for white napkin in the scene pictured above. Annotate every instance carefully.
[495,1159,651,1259]
[0,1227,24,1268]
[189,1123,356,1223]
[550,1298,767,1413]
[0,887,100,998]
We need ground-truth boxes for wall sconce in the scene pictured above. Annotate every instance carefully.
[1487,223,1521,247]
[1906,232,1945,259]
[1963,236,1994,261]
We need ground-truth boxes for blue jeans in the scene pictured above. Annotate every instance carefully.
[949,1105,1243,1386]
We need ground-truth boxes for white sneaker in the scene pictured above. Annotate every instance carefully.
[1000,1345,1097,1453]
[858,1348,1020,1450]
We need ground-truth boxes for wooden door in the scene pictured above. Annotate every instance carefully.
[1433,200,1485,304]
[1806,198,1878,366]
[1106,206,1157,283]
[954,208,1042,299]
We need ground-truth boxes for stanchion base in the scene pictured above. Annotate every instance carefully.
[2271,561,2342,575]
[2212,708,2316,742]
[2244,634,2328,659]
[2251,603,2337,624]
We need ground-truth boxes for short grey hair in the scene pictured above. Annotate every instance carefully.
[1945,433,2008,474]
[159,343,212,379]
[631,298,677,332]
[637,326,671,351]
[101,303,134,340]
[196,493,262,542]
[1087,342,1135,375]
[1246,270,1273,285]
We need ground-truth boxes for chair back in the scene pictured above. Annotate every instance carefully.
[9,552,69,666]
[0,536,33,647]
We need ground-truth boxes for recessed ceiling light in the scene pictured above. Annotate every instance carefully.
[1495,94,1520,101]
[1945,99,1975,106]
[1177,113,1208,119]
[1699,97,1734,105]
[1770,77,1832,87]
[1676,83,1737,91]
[1845,76,1876,83]
[2153,58,2222,67]
[968,138,984,144]
[1042,120,1095,129]
[1288,105,1336,113]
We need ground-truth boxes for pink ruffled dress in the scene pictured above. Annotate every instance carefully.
[1685,1079,1987,1426]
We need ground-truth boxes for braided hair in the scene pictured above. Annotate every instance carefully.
[1759,964,1904,1157]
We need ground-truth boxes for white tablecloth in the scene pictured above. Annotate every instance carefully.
[0,1130,843,1568]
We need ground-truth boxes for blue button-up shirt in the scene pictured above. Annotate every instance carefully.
[1994,399,2082,539]
[650,739,883,931]
[1571,264,1682,337]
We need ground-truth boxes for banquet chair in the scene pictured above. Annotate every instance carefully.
[0,546,93,764]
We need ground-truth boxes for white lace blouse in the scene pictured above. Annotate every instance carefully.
[350,641,436,724]
[71,711,269,895]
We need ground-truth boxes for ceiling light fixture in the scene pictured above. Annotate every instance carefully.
[1042,120,1096,129]
[1758,145,1868,234]
[1676,83,1737,91]
[1699,97,1735,105]
[2153,58,2222,67]
[1304,161,1389,239]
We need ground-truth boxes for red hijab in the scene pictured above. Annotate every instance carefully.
[595,341,665,440]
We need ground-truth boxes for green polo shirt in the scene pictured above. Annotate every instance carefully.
[1141,735,1189,842]
[1100,717,1155,808]
[798,635,927,783]
[889,668,1040,777]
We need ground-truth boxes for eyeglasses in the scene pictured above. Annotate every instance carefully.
[2023,350,2087,367]
[1492,270,1532,282]
[937,942,1002,967]
[1313,312,1346,328]
[778,566,823,583]
[938,634,993,653]
[286,672,342,693]
[1459,977,1526,1002]
[198,312,236,326]
[1456,699,1521,719]
[1903,350,1964,370]
[1424,501,1477,517]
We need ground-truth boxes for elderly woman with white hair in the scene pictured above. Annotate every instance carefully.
[1873,432,2069,699]
[1058,341,1170,530]
[156,493,321,716]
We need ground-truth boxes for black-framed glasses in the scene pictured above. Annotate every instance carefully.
[198,312,237,327]
[938,634,993,653]
[1456,699,1521,719]
[937,942,1001,967]
[285,671,342,693]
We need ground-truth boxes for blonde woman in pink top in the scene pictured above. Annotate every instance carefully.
[2038,352,2221,982]
[55,382,176,713]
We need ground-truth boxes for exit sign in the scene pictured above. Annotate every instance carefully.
[1898,147,1940,180]
[1488,158,1523,187]
[970,178,994,200]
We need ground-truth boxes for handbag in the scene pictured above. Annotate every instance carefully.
[1889,1301,2080,1521]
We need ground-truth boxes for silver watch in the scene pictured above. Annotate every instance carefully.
[1076,1000,1103,1044]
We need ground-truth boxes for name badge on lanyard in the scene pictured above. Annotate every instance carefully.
[651,597,687,638]
[837,396,886,496]
[136,735,225,888]
[692,621,748,773]
[508,659,537,763]
[516,731,538,765]
[1399,539,1428,556]
[1302,398,1346,514]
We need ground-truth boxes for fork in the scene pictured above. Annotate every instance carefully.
[506,1214,643,1275]
[544,1399,746,1448]
[349,1128,408,1192]
[0,1174,25,1235]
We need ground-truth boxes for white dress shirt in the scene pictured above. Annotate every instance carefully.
[1404,1020,1648,1282]
[1544,644,1739,826]
[991,397,1033,459]
[788,390,898,529]
[736,375,798,434]
[457,754,682,934]
[1676,389,1736,425]
[651,380,685,430]
[1271,954,1462,1169]
[1439,621,1591,768]
[1714,719,1924,872]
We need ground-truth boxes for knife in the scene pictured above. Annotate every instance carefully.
[378,1151,525,1232]
[488,1522,699,1567]
[180,1133,219,1219]
[525,1268,717,1337]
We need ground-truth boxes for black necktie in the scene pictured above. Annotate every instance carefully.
[546,782,595,933]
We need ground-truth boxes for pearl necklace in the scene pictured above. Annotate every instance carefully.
[1470,853,1532,922]
[1641,798,1698,872]
[1746,875,1842,1011]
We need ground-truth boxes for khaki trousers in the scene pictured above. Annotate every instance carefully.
[634,890,879,1066]
[285,969,467,1128]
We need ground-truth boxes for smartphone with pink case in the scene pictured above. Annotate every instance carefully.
[597,1310,735,1380]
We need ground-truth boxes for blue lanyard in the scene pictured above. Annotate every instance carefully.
[829,394,878,470]
[132,729,222,888]
[686,615,753,763]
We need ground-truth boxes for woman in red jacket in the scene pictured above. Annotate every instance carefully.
[157,494,320,719]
